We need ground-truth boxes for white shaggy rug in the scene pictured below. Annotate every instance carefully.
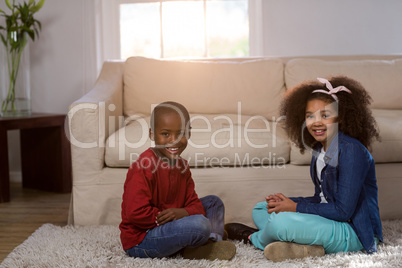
[1,220,401,268]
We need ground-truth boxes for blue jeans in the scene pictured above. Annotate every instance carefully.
[250,202,365,253]
[125,195,225,258]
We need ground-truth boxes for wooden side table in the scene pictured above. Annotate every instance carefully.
[0,113,72,202]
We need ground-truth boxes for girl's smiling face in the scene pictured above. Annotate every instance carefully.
[305,99,338,151]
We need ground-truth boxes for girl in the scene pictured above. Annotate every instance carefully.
[225,76,383,262]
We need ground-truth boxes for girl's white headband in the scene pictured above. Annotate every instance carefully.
[312,78,352,101]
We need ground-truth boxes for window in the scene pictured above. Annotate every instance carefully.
[119,0,249,59]
[94,0,262,74]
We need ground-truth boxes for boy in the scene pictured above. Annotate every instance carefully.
[119,101,235,260]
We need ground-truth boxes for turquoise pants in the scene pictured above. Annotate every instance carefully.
[249,202,364,253]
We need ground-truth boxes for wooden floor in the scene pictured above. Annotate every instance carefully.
[0,182,71,262]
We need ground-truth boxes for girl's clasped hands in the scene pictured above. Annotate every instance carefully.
[266,193,297,213]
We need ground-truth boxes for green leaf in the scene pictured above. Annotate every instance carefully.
[27,30,34,40]
[8,26,18,32]
[31,0,45,13]
[21,26,32,32]
[5,0,12,10]
[0,33,7,46]
[35,20,41,30]
[0,0,45,52]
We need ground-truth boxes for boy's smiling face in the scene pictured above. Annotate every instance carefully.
[150,110,190,161]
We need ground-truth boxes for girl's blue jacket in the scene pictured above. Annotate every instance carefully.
[290,132,383,253]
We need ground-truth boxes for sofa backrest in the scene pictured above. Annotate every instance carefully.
[123,57,285,119]
[112,55,402,167]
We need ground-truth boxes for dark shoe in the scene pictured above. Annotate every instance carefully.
[264,241,325,262]
[182,240,236,261]
[224,223,258,244]
[223,230,228,240]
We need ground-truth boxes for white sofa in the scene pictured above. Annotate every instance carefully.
[68,55,402,226]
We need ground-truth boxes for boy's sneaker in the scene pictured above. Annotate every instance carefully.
[264,241,325,262]
[183,240,236,261]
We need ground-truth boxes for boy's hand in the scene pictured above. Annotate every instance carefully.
[156,208,189,226]
[266,193,297,214]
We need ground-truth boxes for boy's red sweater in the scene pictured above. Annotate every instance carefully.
[119,148,205,250]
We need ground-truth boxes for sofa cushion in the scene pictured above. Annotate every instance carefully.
[371,109,402,163]
[285,58,402,109]
[123,57,285,119]
[289,109,402,165]
[105,114,290,168]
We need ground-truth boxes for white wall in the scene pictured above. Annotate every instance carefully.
[260,0,402,56]
[29,0,86,113]
[2,0,402,180]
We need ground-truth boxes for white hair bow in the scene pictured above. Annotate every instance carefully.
[312,78,352,101]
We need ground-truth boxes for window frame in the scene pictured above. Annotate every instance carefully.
[95,0,262,71]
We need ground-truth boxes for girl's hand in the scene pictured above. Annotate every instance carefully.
[266,193,297,214]
[265,194,282,209]
[266,194,283,203]
[155,208,189,226]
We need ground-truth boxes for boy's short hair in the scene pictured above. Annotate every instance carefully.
[150,101,191,131]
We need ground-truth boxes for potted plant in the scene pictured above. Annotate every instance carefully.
[0,0,45,116]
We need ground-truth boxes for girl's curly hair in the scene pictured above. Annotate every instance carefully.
[280,75,380,153]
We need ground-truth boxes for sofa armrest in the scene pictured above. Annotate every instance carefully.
[68,61,124,175]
